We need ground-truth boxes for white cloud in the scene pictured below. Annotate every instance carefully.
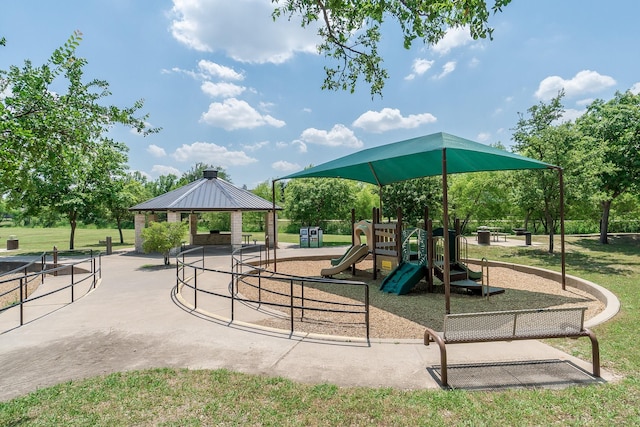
[432,26,473,55]
[151,164,181,176]
[434,61,456,79]
[272,160,301,172]
[535,70,616,100]
[200,98,286,130]
[169,0,319,64]
[405,58,435,80]
[630,82,640,95]
[242,141,269,152]
[147,144,167,157]
[198,60,244,80]
[352,108,437,133]
[576,98,595,106]
[172,141,258,165]
[468,57,480,68]
[299,124,363,148]
[292,140,307,153]
[201,81,246,98]
[476,132,491,142]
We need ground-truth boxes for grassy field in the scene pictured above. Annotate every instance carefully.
[1,229,639,425]
[0,226,136,255]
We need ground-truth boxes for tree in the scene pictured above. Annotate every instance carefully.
[1,31,158,249]
[381,177,441,226]
[575,90,640,244]
[145,174,180,198]
[104,173,150,243]
[272,0,511,96]
[449,171,511,232]
[178,163,229,185]
[284,177,355,226]
[141,221,187,265]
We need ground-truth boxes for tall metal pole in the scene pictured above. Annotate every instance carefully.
[558,167,566,290]
[272,180,278,272]
[442,148,451,314]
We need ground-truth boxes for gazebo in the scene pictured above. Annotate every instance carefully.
[129,169,281,252]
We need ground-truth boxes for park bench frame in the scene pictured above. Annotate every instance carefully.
[423,307,600,387]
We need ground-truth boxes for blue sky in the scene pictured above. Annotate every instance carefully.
[2,1,639,189]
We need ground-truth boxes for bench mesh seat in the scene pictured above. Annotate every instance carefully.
[443,308,586,342]
[424,307,599,387]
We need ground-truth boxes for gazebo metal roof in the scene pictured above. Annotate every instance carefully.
[130,169,281,212]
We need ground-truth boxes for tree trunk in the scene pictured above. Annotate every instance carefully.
[600,200,612,244]
[547,213,554,254]
[69,211,77,250]
[117,217,124,244]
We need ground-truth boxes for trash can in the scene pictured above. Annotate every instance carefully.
[525,232,532,246]
[299,227,309,248]
[477,230,491,245]
[6,236,18,250]
[309,227,323,248]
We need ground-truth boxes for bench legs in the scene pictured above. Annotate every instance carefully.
[424,328,449,387]
[585,328,601,377]
[423,328,601,388]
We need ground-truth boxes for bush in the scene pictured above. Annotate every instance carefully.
[141,221,187,265]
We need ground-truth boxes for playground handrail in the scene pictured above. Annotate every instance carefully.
[176,245,371,340]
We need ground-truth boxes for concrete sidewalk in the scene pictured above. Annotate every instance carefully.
[0,245,611,401]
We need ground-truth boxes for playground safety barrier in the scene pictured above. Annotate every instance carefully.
[176,245,371,340]
[0,250,102,333]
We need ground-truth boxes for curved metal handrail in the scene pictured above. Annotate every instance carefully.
[0,251,102,332]
[176,245,371,340]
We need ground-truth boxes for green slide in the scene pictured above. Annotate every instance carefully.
[379,262,426,295]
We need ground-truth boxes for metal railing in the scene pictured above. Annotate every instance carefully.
[0,250,102,332]
[176,245,371,340]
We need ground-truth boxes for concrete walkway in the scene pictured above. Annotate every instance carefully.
[0,245,612,401]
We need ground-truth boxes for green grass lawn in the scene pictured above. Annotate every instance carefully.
[1,230,639,425]
[0,226,136,255]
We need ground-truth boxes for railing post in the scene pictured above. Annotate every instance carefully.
[365,284,370,341]
[290,279,294,333]
[41,253,46,284]
[301,281,305,319]
[53,246,58,277]
[71,264,75,303]
[19,276,24,326]
[23,266,28,300]
[194,266,198,310]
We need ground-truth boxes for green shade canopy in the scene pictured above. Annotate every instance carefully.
[280,132,555,185]
[275,132,564,315]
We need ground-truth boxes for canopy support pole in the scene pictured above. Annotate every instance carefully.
[442,149,451,314]
[272,180,278,272]
[557,167,566,289]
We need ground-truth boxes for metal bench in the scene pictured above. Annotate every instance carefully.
[423,307,600,387]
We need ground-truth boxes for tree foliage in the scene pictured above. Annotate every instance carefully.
[284,177,355,226]
[141,221,187,265]
[0,31,158,248]
[272,0,511,96]
[575,90,640,243]
[381,177,441,226]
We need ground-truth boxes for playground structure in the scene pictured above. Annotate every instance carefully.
[322,207,504,297]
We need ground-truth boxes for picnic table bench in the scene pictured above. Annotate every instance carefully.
[423,307,600,387]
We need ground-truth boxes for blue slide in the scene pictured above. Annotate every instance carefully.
[379,262,426,295]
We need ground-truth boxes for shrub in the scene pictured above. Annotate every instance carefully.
[141,221,187,265]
